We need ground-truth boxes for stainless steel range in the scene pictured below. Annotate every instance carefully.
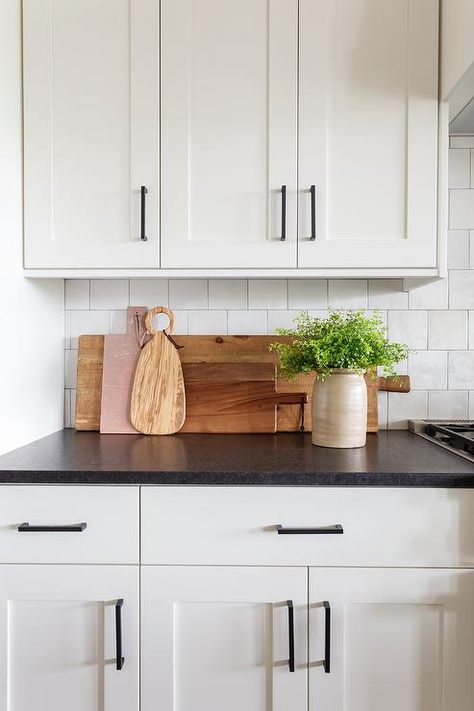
[409,420,474,463]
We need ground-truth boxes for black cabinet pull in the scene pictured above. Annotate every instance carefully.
[115,598,125,671]
[310,185,316,240]
[276,524,343,535]
[140,185,148,241]
[17,522,87,532]
[280,185,287,241]
[286,599,295,672]
[323,601,331,673]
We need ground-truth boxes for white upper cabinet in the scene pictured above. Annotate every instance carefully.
[22,0,442,275]
[23,0,159,269]
[160,0,298,269]
[298,0,440,271]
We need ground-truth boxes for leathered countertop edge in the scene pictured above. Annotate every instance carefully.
[0,471,473,487]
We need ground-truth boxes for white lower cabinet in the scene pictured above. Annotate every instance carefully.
[309,567,474,711]
[141,565,308,711]
[0,565,139,711]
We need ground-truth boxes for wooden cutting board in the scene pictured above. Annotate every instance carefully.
[100,306,147,434]
[181,362,307,433]
[75,335,104,430]
[176,336,380,432]
[130,307,186,434]
[75,332,408,433]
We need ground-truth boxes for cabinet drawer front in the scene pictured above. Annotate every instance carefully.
[0,486,138,563]
[141,487,474,567]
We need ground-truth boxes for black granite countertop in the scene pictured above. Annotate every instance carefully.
[0,429,472,486]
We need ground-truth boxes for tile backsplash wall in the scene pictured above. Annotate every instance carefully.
[64,138,474,429]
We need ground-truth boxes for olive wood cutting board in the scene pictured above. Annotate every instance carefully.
[76,332,409,432]
[130,307,186,435]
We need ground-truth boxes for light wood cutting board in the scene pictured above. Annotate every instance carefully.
[181,362,307,433]
[130,307,186,434]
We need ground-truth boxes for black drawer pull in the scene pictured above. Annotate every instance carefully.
[17,522,87,532]
[286,600,295,672]
[115,598,125,670]
[276,524,343,535]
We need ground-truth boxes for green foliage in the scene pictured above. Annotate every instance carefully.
[270,310,409,379]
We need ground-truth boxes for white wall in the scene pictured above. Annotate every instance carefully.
[0,0,64,455]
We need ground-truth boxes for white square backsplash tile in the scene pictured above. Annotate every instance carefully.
[449,351,474,389]
[169,279,208,309]
[368,279,408,309]
[288,279,327,309]
[227,310,267,334]
[450,189,474,229]
[65,280,89,310]
[90,280,129,309]
[447,230,470,269]
[387,310,428,349]
[189,310,228,335]
[408,277,448,310]
[248,280,287,309]
[448,149,470,188]
[429,390,469,419]
[408,351,447,390]
[209,280,247,309]
[388,391,428,429]
[63,145,474,430]
[328,279,367,309]
[428,311,468,350]
[64,349,78,389]
[449,270,474,308]
[267,310,301,334]
[129,278,168,307]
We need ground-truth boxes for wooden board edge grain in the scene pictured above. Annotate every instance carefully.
[75,335,104,431]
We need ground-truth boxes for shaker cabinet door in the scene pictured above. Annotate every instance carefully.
[141,565,307,711]
[23,0,159,269]
[309,567,474,711]
[0,565,139,711]
[298,0,439,270]
[160,0,298,269]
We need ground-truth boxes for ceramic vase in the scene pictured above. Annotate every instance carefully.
[312,369,367,448]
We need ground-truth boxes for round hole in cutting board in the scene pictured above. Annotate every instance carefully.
[152,312,170,331]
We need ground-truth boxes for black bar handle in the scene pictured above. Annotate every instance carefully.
[286,600,295,672]
[280,185,287,241]
[310,185,316,240]
[323,601,331,673]
[140,186,148,241]
[115,598,125,671]
[276,524,343,535]
[18,522,87,532]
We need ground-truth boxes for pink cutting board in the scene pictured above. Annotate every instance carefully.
[100,307,148,434]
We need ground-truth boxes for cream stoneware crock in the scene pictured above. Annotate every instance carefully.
[312,369,367,448]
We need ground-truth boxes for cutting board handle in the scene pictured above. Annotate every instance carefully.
[145,306,175,336]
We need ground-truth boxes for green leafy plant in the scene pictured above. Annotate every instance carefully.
[270,310,409,379]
